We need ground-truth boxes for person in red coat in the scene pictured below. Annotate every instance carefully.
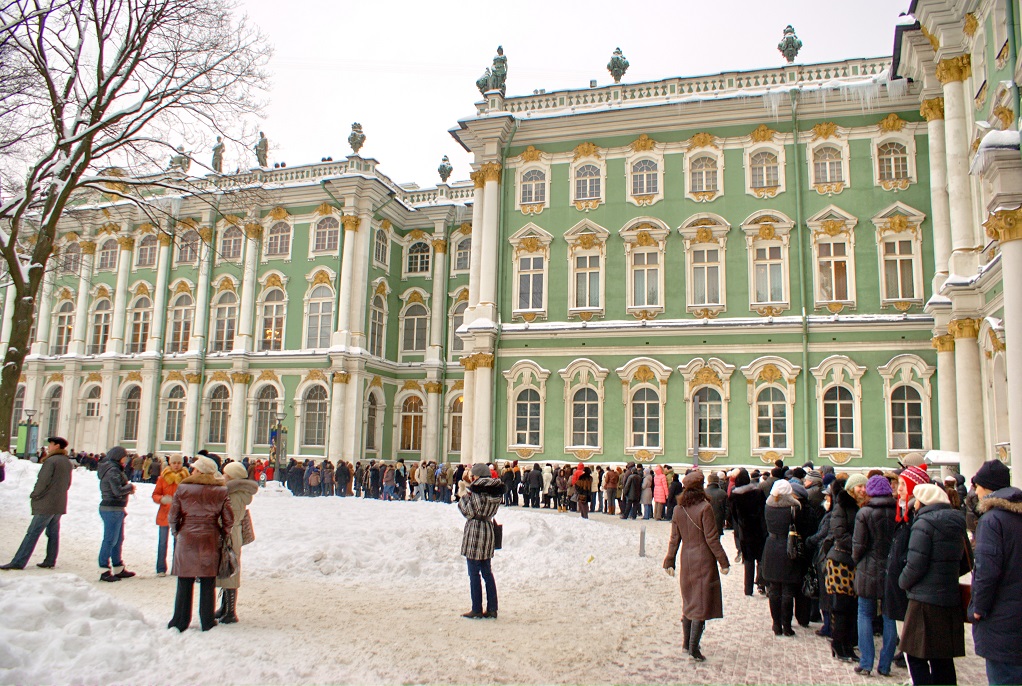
[152,455,189,576]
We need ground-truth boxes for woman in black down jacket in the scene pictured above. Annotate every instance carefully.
[727,468,767,597]
[826,474,865,662]
[761,479,801,636]
[898,483,968,686]
[851,475,898,676]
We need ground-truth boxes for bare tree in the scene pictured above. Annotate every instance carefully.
[0,0,270,447]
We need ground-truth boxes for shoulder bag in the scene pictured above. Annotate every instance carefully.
[217,533,238,579]
[492,520,503,550]
[787,507,805,561]
[241,510,255,546]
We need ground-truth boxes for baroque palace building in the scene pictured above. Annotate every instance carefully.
[7,3,1020,484]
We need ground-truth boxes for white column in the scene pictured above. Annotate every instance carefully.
[227,373,250,460]
[70,241,96,355]
[467,173,485,311]
[922,99,952,281]
[478,164,501,310]
[59,374,79,444]
[135,369,156,454]
[328,373,348,459]
[181,374,201,457]
[938,58,977,274]
[461,364,475,464]
[341,372,364,462]
[471,355,494,462]
[147,233,173,352]
[349,212,372,350]
[97,371,116,449]
[235,225,261,353]
[334,215,360,348]
[190,229,213,351]
[31,274,55,356]
[428,231,448,362]
[949,318,985,479]
[996,236,1022,488]
[423,382,441,463]
[107,237,134,354]
[0,283,16,351]
[933,335,959,453]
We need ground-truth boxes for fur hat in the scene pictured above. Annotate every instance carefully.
[470,463,490,478]
[865,474,893,497]
[913,483,950,507]
[972,460,1011,492]
[223,462,248,480]
[682,471,704,489]
[844,473,868,493]
[192,456,219,475]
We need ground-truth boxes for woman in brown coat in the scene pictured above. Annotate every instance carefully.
[167,456,234,632]
[215,462,258,624]
[663,470,731,662]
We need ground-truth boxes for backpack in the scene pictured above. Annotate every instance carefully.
[309,471,321,487]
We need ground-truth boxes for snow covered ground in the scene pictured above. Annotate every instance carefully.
[0,459,987,685]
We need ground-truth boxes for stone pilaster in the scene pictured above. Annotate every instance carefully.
[190,227,214,352]
[328,371,348,459]
[333,214,361,349]
[107,236,134,354]
[227,372,251,460]
[921,98,952,284]
[70,241,96,355]
[949,317,985,479]
[147,232,173,352]
[936,56,978,274]
[235,224,262,352]
[181,373,202,457]
[931,334,959,453]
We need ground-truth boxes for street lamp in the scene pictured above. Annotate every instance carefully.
[273,410,288,482]
[21,409,38,460]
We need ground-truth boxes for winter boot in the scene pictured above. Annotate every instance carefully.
[682,618,692,653]
[768,593,782,635]
[215,589,227,620]
[220,589,238,624]
[689,620,706,662]
[781,595,796,636]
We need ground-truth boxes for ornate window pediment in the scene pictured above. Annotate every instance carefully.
[807,205,859,312]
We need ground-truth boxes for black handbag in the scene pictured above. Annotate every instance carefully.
[492,520,503,550]
[217,534,237,579]
[802,566,819,599]
[787,507,805,561]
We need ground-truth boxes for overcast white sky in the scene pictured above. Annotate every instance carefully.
[235,0,913,185]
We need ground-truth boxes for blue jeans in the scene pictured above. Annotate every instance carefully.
[466,558,497,614]
[858,596,897,674]
[987,660,1022,686]
[643,504,653,519]
[10,514,61,568]
[156,525,169,574]
[98,509,126,569]
[425,484,435,501]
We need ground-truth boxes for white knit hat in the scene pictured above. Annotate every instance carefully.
[223,462,247,480]
[192,456,218,475]
[913,483,950,507]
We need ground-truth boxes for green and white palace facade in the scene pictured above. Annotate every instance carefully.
[10,0,1021,483]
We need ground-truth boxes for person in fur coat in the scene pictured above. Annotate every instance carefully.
[152,455,190,576]
[215,462,258,624]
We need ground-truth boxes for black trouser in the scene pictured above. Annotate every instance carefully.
[743,557,759,595]
[906,655,957,685]
[768,581,796,631]
[169,576,216,631]
[831,608,858,655]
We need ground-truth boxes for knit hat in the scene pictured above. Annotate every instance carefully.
[769,479,793,498]
[900,465,929,489]
[913,483,950,507]
[972,460,1011,492]
[790,481,809,500]
[901,453,928,470]
[844,473,868,493]
[470,463,490,478]
[865,474,893,498]
[682,471,704,489]
[223,462,248,480]
[806,469,823,482]
[822,473,836,489]
[192,456,218,474]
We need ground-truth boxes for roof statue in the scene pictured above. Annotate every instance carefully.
[169,146,190,172]
[607,47,630,84]
[254,131,268,167]
[476,46,508,97]
[438,155,453,183]
[348,123,366,154]
[211,136,225,173]
[777,25,803,64]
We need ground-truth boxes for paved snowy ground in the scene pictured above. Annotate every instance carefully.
[0,460,986,685]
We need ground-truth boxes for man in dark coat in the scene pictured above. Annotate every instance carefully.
[728,469,767,596]
[969,460,1022,685]
[705,472,727,537]
[2,437,73,570]
[620,465,642,520]
[525,464,543,508]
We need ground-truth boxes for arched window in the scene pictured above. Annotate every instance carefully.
[122,386,141,441]
[305,285,333,349]
[127,296,151,354]
[212,291,237,352]
[401,303,427,352]
[878,142,908,181]
[85,386,101,418]
[630,387,660,448]
[90,299,112,354]
[690,156,718,193]
[365,394,379,451]
[369,295,386,358]
[451,301,467,353]
[400,396,424,451]
[167,294,193,353]
[694,387,723,449]
[46,386,62,436]
[266,222,290,256]
[571,387,599,447]
[62,243,81,273]
[177,230,200,263]
[750,151,779,188]
[521,169,546,204]
[515,388,541,446]
[221,226,243,260]
[823,386,855,449]
[891,385,923,450]
[136,235,158,267]
[631,159,658,196]
[165,386,185,442]
[574,164,600,201]
[374,228,389,265]
[11,385,25,437]
[259,288,285,351]
[313,217,339,252]
[302,386,328,446]
[98,239,118,270]
[407,242,430,273]
[208,385,230,444]
[254,386,278,445]
[756,386,787,449]
[813,146,843,184]
[455,238,471,271]
[449,396,463,453]
[52,301,74,355]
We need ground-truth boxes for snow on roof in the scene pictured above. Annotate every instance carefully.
[978,129,1021,151]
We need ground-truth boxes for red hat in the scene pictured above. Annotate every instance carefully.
[897,465,929,521]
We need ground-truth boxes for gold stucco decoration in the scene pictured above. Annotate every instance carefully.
[474,353,495,369]
[571,449,594,461]
[470,171,485,189]
[369,376,383,389]
[117,236,135,250]
[424,381,443,394]
[632,309,656,321]
[56,288,73,301]
[936,55,971,84]
[455,289,469,303]
[992,105,1014,130]
[755,223,777,241]
[948,318,981,339]
[374,281,388,296]
[997,40,1010,69]
[634,230,657,247]
[688,132,717,149]
[209,371,231,383]
[630,134,656,152]
[137,223,156,234]
[521,312,538,322]
[257,370,279,383]
[244,223,263,240]
[315,202,336,216]
[827,303,845,314]
[165,371,185,383]
[692,367,722,388]
[919,25,939,52]
[893,301,913,312]
[460,356,477,372]
[99,222,120,235]
[223,214,243,227]
[920,98,945,121]
[264,273,283,289]
[984,208,1022,243]
[577,311,594,322]
[829,452,853,465]
[519,145,542,162]
[401,380,422,392]
[158,233,173,247]
[694,308,719,319]
[755,305,785,317]
[515,448,536,459]
[573,142,601,160]
[694,227,715,243]
[431,239,447,254]
[173,282,191,295]
[95,286,111,299]
[574,233,600,250]
[312,270,332,286]
[811,122,838,140]
[268,207,290,221]
[451,380,464,392]
[632,195,655,206]
[574,199,600,211]
[185,373,202,384]
[634,449,654,463]
[758,364,783,384]
[820,219,848,236]
[964,13,978,37]
[134,283,150,297]
[878,114,906,133]
[230,372,252,385]
[518,236,542,255]
[480,162,503,183]
[406,291,424,305]
[79,240,96,255]
[458,223,471,235]
[881,215,913,235]
[47,372,64,383]
[931,334,955,353]
[198,227,213,243]
[217,279,236,294]
[334,372,350,384]
[124,371,143,382]
[750,124,777,143]
[988,329,1006,354]
[305,369,326,382]
[632,365,655,384]
[341,215,360,232]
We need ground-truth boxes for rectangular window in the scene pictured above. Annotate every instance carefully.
[574,254,600,309]
[818,241,849,301]
[883,240,916,300]
[517,256,544,311]
[754,245,784,303]
[631,251,659,307]
[692,248,721,306]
